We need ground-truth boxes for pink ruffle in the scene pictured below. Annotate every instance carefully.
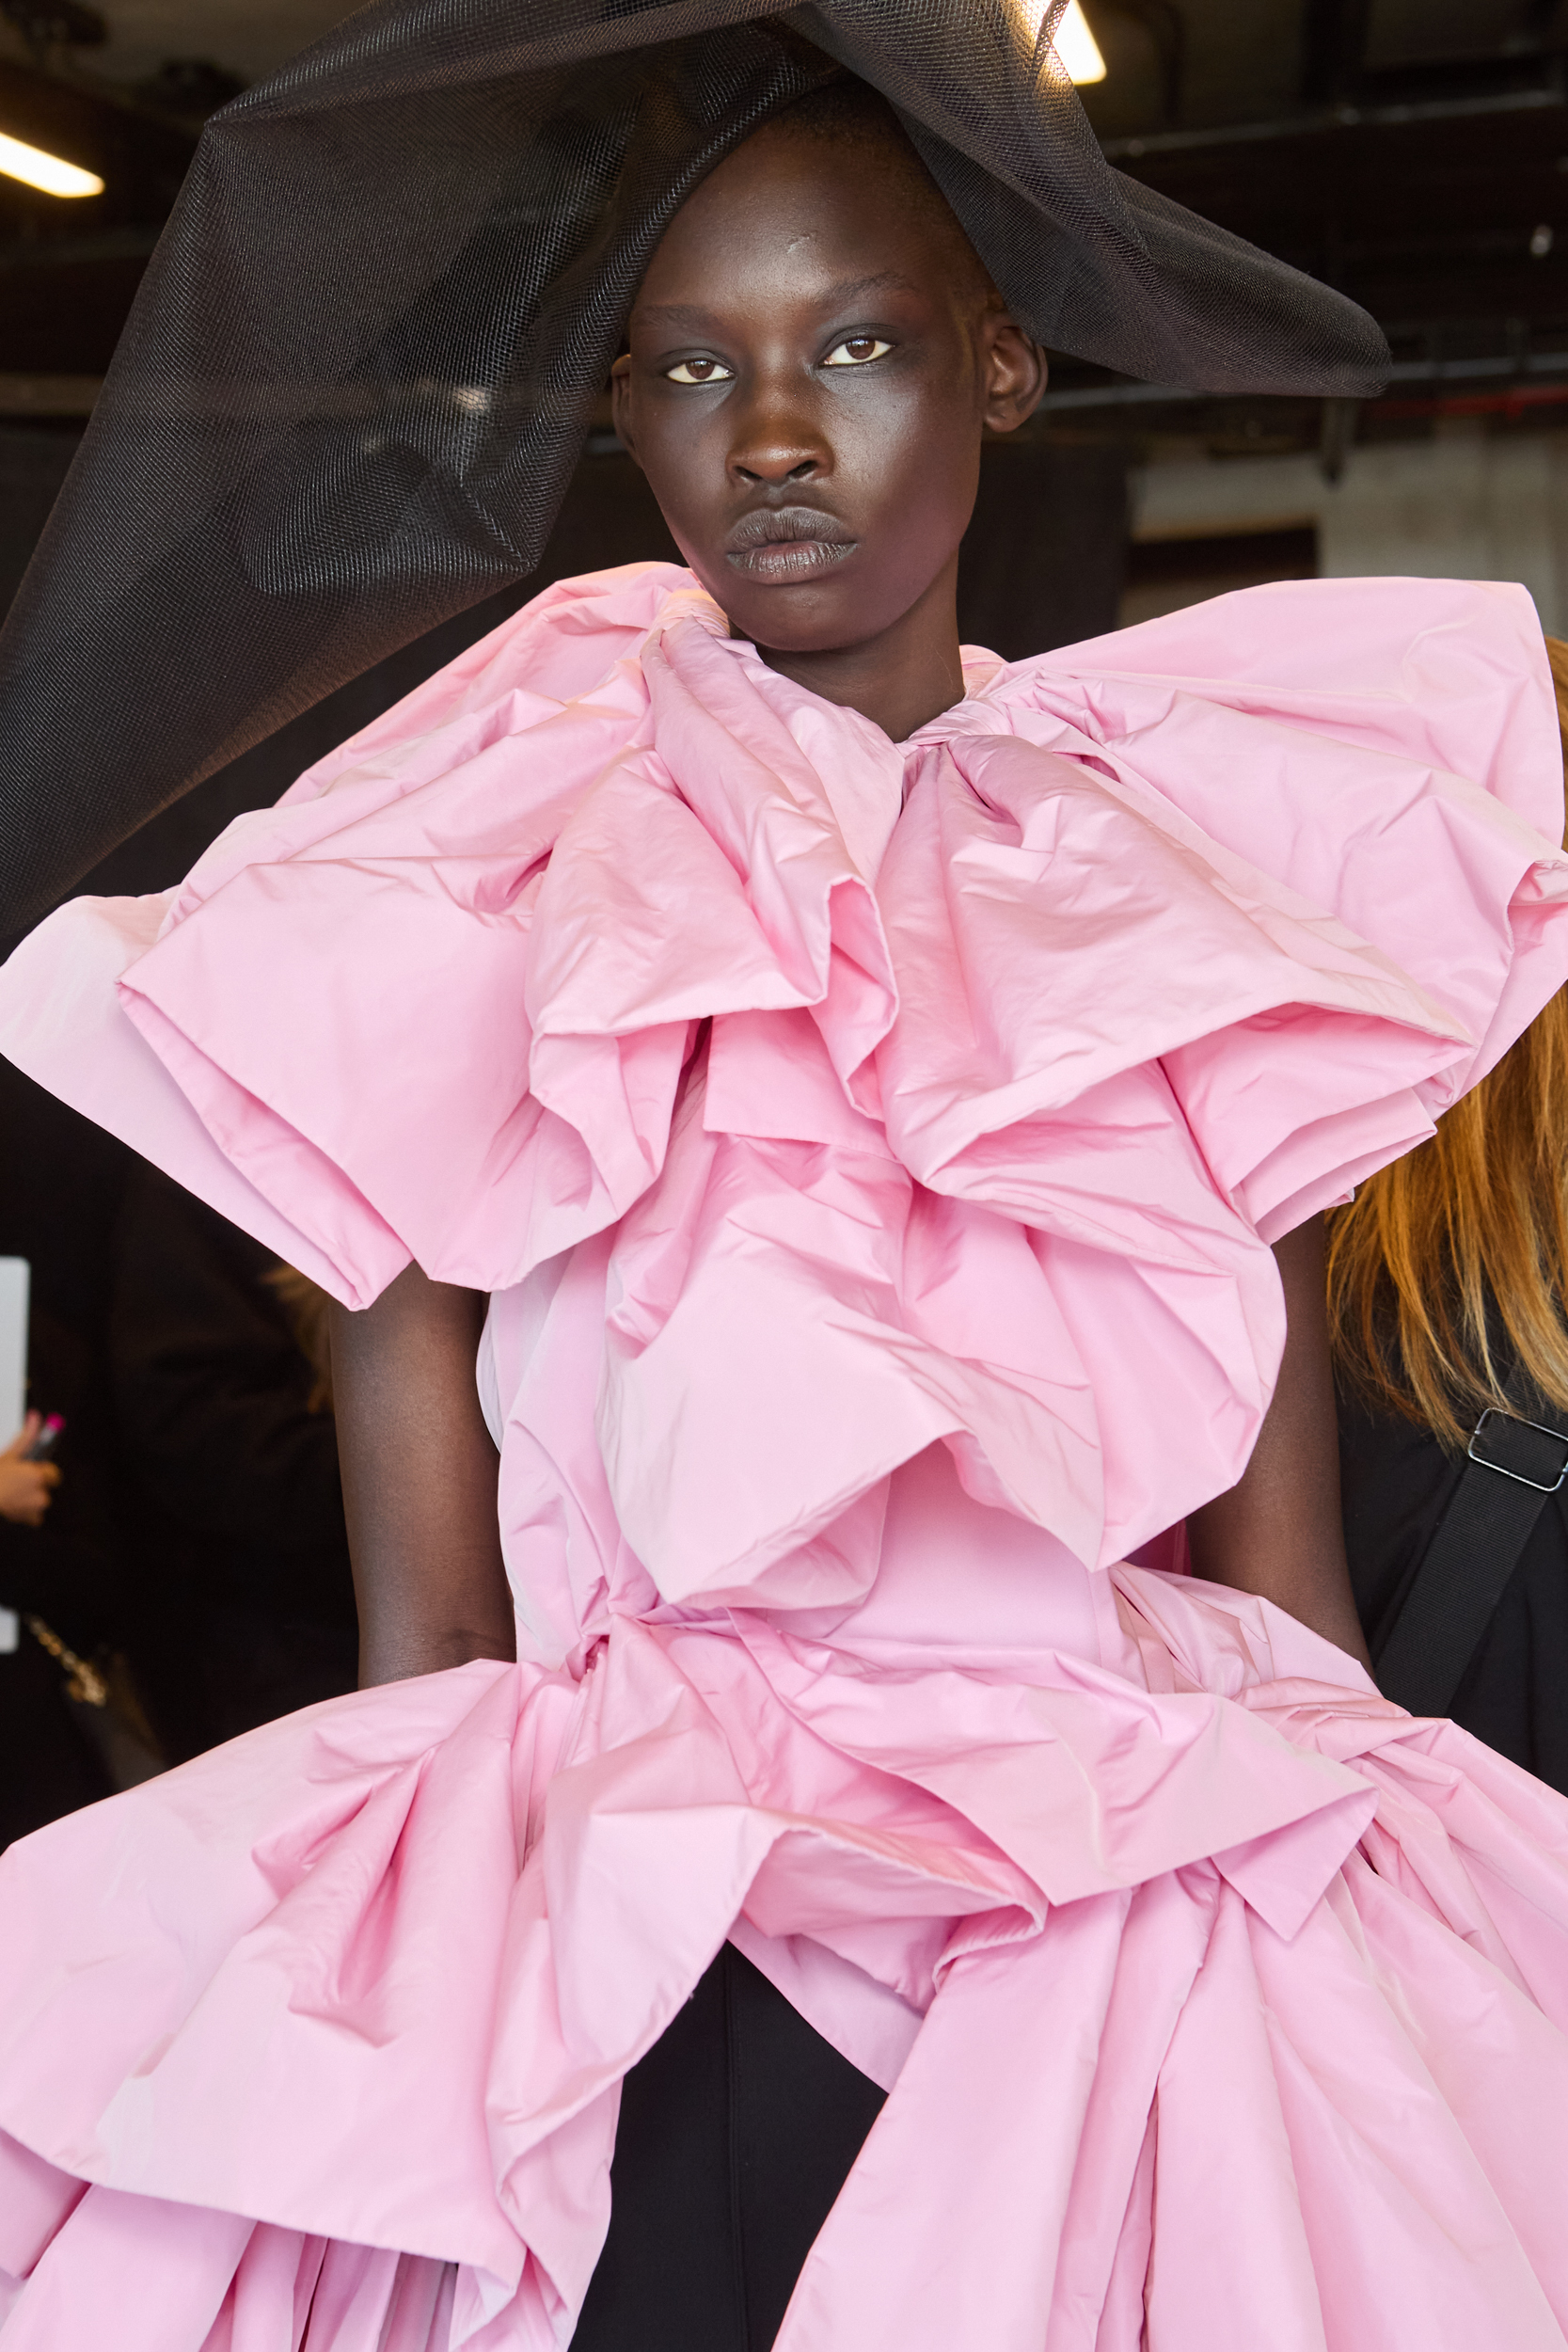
[1,565,1563,1582]
[5,565,1568,2346]
[6,1577,1568,2349]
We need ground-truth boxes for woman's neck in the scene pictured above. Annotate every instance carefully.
[746,556,968,743]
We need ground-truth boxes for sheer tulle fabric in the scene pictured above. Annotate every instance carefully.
[0,0,1393,929]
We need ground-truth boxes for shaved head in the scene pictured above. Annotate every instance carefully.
[611,70,1046,739]
[763,80,1001,314]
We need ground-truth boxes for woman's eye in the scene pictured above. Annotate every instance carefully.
[664,357,734,385]
[823,336,893,368]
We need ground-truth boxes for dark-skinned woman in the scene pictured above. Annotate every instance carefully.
[2,15,1568,2349]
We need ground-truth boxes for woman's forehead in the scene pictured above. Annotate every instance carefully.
[636,122,991,315]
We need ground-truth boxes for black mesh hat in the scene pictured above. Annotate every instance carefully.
[0,0,1390,930]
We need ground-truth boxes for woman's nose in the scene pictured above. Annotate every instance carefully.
[727,376,830,486]
[733,447,819,485]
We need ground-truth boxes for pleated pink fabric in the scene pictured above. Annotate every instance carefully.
[4,564,1568,2350]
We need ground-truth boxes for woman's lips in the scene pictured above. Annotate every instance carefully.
[723,504,858,581]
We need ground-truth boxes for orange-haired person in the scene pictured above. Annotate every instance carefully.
[1333,636,1568,1788]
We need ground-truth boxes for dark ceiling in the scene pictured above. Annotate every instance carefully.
[1052,0,1568,448]
[1082,1,1568,365]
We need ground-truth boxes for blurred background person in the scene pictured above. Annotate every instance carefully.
[0,1406,103,1851]
[0,1057,135,1846]
[0,1410,59,1525]
[107,1164,357,1763]
[1332,639,1568,1787]
[0,1060,359,1839]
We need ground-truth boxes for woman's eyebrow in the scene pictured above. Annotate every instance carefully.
[635,271,919,329]
[811,270,919,304]
[634,302,729,327]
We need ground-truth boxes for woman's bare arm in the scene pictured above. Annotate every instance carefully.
[1186,1216,1371,1666]
[330,1228,1366,1681]
[329,1262,515,1687]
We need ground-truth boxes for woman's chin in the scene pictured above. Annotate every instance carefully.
[719,578,900,660]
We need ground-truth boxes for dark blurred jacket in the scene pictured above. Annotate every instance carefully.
[109,1163,357,1759]
[0,1057,131,1841]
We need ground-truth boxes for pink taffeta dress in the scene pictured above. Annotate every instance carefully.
[4,564,1568,2352]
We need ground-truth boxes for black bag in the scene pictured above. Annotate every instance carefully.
[1371,1402,1568,1717]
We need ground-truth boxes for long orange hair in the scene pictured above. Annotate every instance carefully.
[1325,637,1568,1449]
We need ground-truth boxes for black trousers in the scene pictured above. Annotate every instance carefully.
[574,1946,886,2352]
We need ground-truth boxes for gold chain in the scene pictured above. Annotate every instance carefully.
[24,1615,108,1708]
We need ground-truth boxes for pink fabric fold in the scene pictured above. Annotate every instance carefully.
[6,564,1562,1580]
[5,563,1568,2347]
[8,1577,1568,2350]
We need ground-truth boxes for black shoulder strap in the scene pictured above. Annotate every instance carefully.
[1371,1405,1568,1717]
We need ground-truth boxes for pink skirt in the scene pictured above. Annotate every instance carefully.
[6,1564,1568,2351]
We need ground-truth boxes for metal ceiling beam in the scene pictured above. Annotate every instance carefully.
[1101,74,1567,158]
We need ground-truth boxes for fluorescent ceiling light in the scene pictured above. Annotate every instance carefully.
[1053,2,1108,82]
[1017,0,1108,83]
[0,131,103,199]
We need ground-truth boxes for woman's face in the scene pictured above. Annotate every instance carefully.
[611,120,1045,659]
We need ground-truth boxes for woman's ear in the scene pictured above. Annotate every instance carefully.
[610,353,642,469]
[980,318,1049,436]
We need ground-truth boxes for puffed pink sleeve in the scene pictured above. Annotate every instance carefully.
[985,575,1568,1241]
[0,564,691,1306]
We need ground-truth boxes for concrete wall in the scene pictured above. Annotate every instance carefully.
[1130,422,1568,635]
